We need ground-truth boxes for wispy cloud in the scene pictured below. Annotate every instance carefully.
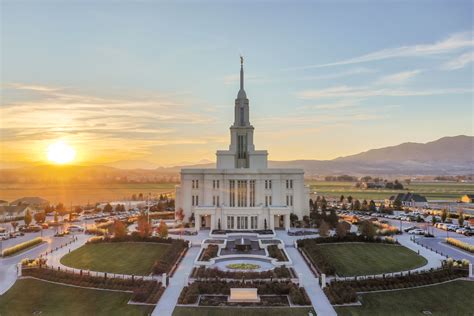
[286,32,473,70]
[441,51,474,70]
[376,70,422,85]
[297,85,472,99]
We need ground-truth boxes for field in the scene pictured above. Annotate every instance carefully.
[60,242,169,275]
[0,278,153,316]
[307,181,474,201]
[336,280,474,316]
[315,243,427,276]
[0,183,176,205]
[172,307,316,316]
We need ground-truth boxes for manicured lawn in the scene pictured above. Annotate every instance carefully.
[316,243,427,276]
[0,278,153,316]
[61,242,169,275]
[336,280,474,316]
[173,307,316,316]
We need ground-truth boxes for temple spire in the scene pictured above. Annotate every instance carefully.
[237,56,247,99]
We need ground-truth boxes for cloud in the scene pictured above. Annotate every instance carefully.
[297,85,472,99]
[286,31,474,70]
[441,51,474,70]
[376,70,422,85]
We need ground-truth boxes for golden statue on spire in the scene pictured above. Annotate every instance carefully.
[240,55,243,65]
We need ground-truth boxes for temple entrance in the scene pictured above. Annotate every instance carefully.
[200,215,211,229]
[274,215,285,230]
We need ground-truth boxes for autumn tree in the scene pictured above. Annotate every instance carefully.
[336,221,349,238]
[353,199,361,211]
[359,220,376,239]
[458,210,464,227]
[158,220,168,238]
[24,209,32,226]
[103,203,113,213]
[137,215,151,238]
[11,221,18,232]
[34,212,46,224]
[441,209,448,223]
[113,220,127,238]
[175,208,185,221]
[319,220,329,237]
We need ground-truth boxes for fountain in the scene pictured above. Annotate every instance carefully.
[234,237,252,252]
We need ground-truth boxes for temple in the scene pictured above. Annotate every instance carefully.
[175,58,310,231]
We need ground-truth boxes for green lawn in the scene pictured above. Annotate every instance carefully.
[0,278,153,316]
[173,307,316,316]
[336,280,474,316]
[307,181,474,201]
[316,243,427,276]
[60,242,169,275]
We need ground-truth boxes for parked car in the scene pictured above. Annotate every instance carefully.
[0,232,10,240]
[463,229,473,236]
[404,226,418,232]
[68,225,84,232]
[455,228,467,234]
[447,225,459,232]
[408,228,425,235]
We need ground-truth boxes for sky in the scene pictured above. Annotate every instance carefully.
[1,0,473,167]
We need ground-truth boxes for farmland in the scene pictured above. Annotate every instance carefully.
[307,181,474,201]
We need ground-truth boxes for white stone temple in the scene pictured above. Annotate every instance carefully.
[175,58,309,231]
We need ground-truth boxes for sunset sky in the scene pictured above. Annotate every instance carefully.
[1,0,473,167]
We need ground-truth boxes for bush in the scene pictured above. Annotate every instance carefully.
[267,245,288,262]
[198,245,219,262]
[2,237,43,257]
[446,238,474,253]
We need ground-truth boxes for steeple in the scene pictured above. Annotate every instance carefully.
[237,56,247,99]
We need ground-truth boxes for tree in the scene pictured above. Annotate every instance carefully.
[327,209,339,228]
[54,211,59,223]
[431,214,437,226]
[175,208,185,221]
[309,198,314,211]
[393,199,402,210]
[458,210,464,227]
[321,197,327,212]
[11,221,18,232]
[353,199,361,211]
[103,203,113,213]
[359,221,376,239]
[361,200,368,211]
[137,215,151,238]
[74,205,83,214]
[335,222,348,238]
[369,200,377,212]
[441,209,448,223]
[319,220,329,237]
[340,195,345,203]
[158,220,168,238]
[24,209,32,226]
[34,212,46,224]
[56,203,66,218]
[113,220,127,238]
[347,196,353,204]
[290,213,299,227]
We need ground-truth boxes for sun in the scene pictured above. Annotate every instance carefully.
[47,141,76,164]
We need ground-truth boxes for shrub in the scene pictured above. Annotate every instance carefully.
[198,245,219,262]
[446,238,474,253]
[267,245,288,262]
[2,237,43,257]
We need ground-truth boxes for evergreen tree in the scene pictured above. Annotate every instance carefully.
[24,209,32,226]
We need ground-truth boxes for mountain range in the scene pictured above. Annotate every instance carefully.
[1,136,472,180]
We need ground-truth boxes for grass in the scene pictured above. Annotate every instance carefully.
[307,181,474,201]
[0,182,176,205]
[0,278,153,316]
[172,307,316,316]
[336,280,474,316]
[60,242,169,275]
[315,243,427,276]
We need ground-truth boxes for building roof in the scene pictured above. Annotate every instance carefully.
[0,205,30,215]
[11,196,49,206]
[463,194,474,199]
[390,192,427,203]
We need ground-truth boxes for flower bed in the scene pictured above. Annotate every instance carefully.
[199,295,289,307]
[2,237,43,257]
[22,266,164,303]
[191,266,293,280]
[177,281,311,306]
[198,245,219,262]
[324,267,468,305]
[296,234,398,247]
[446,238,474,253]
[226,263,260,270]
[267,245,288,262]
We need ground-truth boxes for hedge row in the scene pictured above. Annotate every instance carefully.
[267,245,288,262]
[324,267,468,304]
[198,245,219,262]
[297,233,397,248]
[2,237,43,257]
[178,281,311,306]
[191,266,292,280]
[446,238,474,253]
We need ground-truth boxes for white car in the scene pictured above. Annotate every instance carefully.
[408,228,425,235]
[68,225,84,232]
[0,232,9,240]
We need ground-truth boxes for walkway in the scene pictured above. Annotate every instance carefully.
[286,247,337,316]
[152,246,200,316]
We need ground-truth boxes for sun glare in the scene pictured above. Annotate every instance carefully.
[47,141,76,164]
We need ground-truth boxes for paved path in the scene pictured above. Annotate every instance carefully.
[286,247,337,316]
[152,246,200,316]
[416,237,474,261]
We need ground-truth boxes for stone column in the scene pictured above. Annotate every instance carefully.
[195,215,201,232]
[284,214,290,231]
[469,263,473,278]
[17,263,22,277]
[162,273,167,288]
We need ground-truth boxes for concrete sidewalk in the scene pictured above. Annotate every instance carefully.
[286,247,337,316]
[152,246,200,316]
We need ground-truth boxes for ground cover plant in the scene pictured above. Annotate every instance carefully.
[191,266,293,280]
[198,244,219,261]
[267,245,288,261]
[172,307,316,316]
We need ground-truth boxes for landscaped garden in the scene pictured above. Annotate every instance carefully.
[0,278,154,315]
[298,235,426,276]
[61,242,169,275]
[336,280,474,315]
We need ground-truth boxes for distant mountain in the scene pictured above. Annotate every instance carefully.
[0,136,472,179]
